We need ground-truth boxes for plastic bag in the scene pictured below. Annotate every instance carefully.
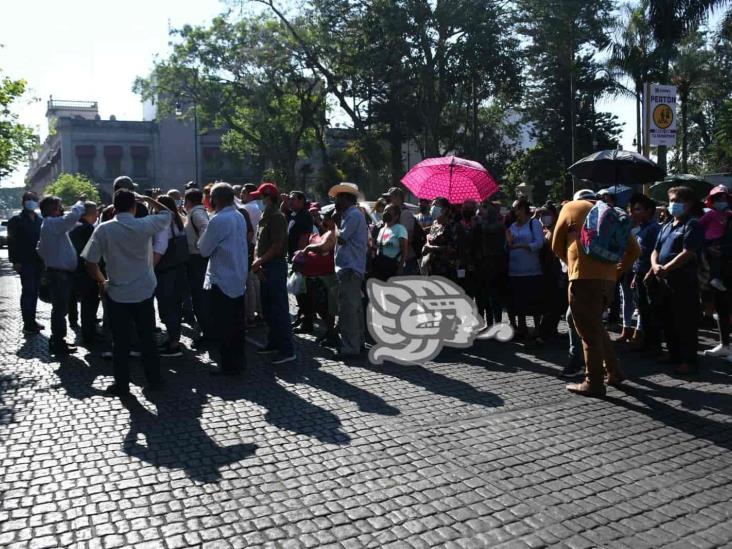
[287,271,305,295]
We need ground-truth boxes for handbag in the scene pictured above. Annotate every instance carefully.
[156,226,190,272]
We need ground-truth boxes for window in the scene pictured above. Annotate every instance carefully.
[131,146,149,178]
[104,146,122,179]
[75,145,95,178]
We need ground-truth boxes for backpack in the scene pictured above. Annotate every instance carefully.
[580,201,632,263]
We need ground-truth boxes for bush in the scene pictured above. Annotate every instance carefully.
[44,173,101,205]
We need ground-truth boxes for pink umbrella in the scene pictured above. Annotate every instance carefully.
[401,156,499,204]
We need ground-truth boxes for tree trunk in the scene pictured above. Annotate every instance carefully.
[635,85,642,154]
[681,90,688,173]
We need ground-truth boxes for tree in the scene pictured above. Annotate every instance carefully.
[252,0,523,190]
[670,31,714,172]
[0,71,36,179]
[517,0,622,195]
[607,1,660,153]
[44,173,100,205]
[135,15,327,190]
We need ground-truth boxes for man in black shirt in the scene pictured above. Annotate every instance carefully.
[8,191,44,334]
[288,191,314,332]
[100,176,149,221]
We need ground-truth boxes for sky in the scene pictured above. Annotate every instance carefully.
[1,0,648,188]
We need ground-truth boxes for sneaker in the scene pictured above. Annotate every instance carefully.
[703,343,731,357]
[159,345,183,358]
[710,278,728,292]
[271,353,297,365]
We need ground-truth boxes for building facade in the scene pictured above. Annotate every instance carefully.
[26,99,263,201]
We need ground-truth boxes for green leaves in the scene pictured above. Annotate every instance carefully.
[44,173,101,206]
[0,73,37,179]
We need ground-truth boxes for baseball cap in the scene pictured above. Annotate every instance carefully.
[113,175,138,191]
[573,189,596,201]
[248,182,280,199]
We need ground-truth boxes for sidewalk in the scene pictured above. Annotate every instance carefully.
[0,251,731,548]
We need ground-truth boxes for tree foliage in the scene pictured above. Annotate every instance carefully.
[44,173,100,205]
[0,71,36,179]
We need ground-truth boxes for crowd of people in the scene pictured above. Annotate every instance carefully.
[6,173,730,398]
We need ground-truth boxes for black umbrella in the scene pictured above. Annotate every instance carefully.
[567,149,666,185]
[649,174,712,202]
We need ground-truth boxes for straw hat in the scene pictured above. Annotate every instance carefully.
[328,182,360,198]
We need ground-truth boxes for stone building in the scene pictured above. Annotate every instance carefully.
[26,98,263,201]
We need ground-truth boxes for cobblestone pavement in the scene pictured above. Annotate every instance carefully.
[1,250,731,549]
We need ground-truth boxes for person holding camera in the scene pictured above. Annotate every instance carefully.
[82,190,172,397]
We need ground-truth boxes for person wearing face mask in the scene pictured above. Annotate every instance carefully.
[422,197,461,279]
[251,182,296,365]
[536,203,566,340]
[8,191,44,334]
[699,186,732,292]
[459,200,479,298]
[372,204,408,281]
[37,194,87,356]
[647,186,705,375]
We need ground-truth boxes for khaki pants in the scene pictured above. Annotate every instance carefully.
[568,279,621,389]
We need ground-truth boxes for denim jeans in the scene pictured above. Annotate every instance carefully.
[47,269,73,344]
[261,258,294,355]
[155,265,187,344]
[106,296,160,391]
[210,285,247,372]
[19,261,41,327]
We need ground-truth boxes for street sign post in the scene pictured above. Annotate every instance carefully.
[647,84,677,147]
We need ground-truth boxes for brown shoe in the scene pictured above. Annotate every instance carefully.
[566,381,606,398]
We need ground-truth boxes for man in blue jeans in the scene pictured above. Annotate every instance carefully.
[250,182,296,365]
[8,191,44,334]
[37,195,87,356]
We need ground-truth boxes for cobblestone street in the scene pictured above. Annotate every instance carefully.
[1,250,731,549]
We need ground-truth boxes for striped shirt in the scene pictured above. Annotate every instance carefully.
[198,205,248,298]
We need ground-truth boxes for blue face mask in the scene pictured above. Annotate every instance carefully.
[430,205,443,219]
[668,201,685,218]
[713,201,728,212]
[23,200,38,211]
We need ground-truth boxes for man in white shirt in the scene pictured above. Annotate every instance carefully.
[198,183,249,375]
[37,195,86,356]
[82,190,172,397]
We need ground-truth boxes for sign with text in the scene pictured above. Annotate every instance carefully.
[648,84,677,147]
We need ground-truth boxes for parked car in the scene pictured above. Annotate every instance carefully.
[0,220,7,248]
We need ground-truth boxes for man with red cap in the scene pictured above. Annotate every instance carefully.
[250,182,296,365]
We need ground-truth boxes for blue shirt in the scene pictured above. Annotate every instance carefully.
[507,218,544,277]
[198,205,248,298]
[654,217,704,282]
[335,205,368,278]
[37,201,86,271]
[633,220,661,275]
